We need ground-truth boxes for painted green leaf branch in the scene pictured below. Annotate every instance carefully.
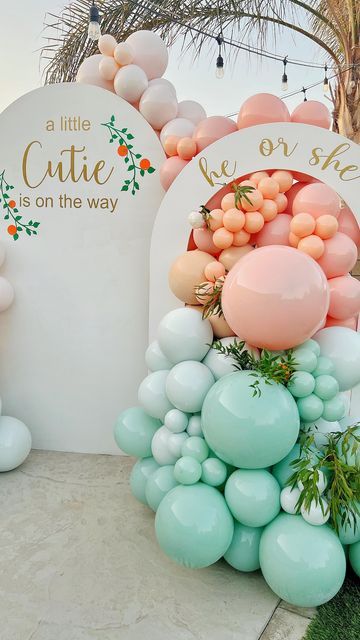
[0,170,40,241]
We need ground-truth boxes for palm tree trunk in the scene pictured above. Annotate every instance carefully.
[332,46,360,143]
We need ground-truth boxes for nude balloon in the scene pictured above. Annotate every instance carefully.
[76,55,115,92]
[114,42,134,66]
[317,232,358,278]
[338,206,360,248]
[177,137,197,161]
[209,313,236,338]
[139,84,178,130]
[160,157,188,191]
[125,30,168,79]
[328,276,360,321]
[292,183,341,219]
[160,118,195,147]
[256,214,292,247]
[291,100,331,129]
[99,56,119,81]
[219,245,254,271]
[177,100,207,125]
[98,34,117,56]
[222,246,329,350]
[237,94,290,129]
[169,250,214,304]
[114,64,148,102]
[193,116,238,152]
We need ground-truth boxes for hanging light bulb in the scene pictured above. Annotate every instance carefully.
[88,1,101,41]
[281,57,288,91]
[302,87,308,102]
[323,64,329,94]
[215,35,224,79]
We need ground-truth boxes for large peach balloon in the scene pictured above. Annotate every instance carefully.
[338,206,360,248]
[292,183,341,219]
[193,117,238,152]
[160,157,188,191]
[328,275,360,320]
[256,214,292,247]
[317,232,358,278]
[209,313,236,339]
[237,94,290,129]
[76,55,115,92]
[222,246,329,350]
[291,100,331,129]
[219,245,254,271]
[169,250,214,304]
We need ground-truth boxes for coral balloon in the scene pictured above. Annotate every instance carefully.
[271,170,293,193]
[177,100,206,125]
[114,64,148,102]
[244,212,265,234]
[139,85,178,130]
[164,135,180,157]
[98,34,117,56]
[221,193,236,211]
[223,208,245,232]
[237,94,290,129]
[114,42,134,65]
[259,199,278,222]
[338,205,360,247]
[169,250,214,304]
[222,246,329,350]
[293,183,341,219]
[317,232,358,278]
[250,171,269,186]
[193,228,218,254]
[298,235,325,259]
[256,214,292,247]
[213,227,234,249]
[125,30,168,79]
[160,118,195,147]
[219,245,254,271]
[177,137,197,161]
[274,193,288,213]
[328,276,360,320]
[258,177,280,199]
[99,56,119,81]
[290,213,316,237]
[193,116,238,152]
[160,157,188,191]
[315,215,338,240]
[208,209,224,231]
[289,232,300,248]
[291,100,331,129]
[233,229,251,246]
[325,315,357,330]
[76,55,115,92]
[204,261,226,282]
[240,189,264,212]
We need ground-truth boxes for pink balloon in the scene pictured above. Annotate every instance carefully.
[291,172,319,184]
[292,183,341,219]
[328,275,360,320]
[222,246,329,350]
[193,116,238,152]
[237,93,290,129]
[338,205,360,248]
[325,315,358,330]
[317,232,358,278]
[291,100,331,129]
[139,84,178,130]
[255,214,292,247]
[193,228,219,255]
[159,157,188,191]
[76,55,115,92]
[286,182,306,214]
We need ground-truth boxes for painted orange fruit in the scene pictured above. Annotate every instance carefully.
[7,225,17,236]
[8,200,16,209]
[140,158,151,170]
[117,145,128,157]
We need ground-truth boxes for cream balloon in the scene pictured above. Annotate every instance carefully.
[125,30,168,80]
[149,78,177,97]
[160,118,195,147]
[219,245,254,271]
[76,55,115,92]
[177,100,207,125]
[114,42,134,66]
[113,64,148,103]
[98,34,117,56]
[99,56,119,81]
[139,85,178,130]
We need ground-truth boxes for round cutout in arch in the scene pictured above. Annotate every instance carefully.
[0,83,165,454]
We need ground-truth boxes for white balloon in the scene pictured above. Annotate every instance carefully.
[187,415,203,437]
[139,84,178,130]
[125,30,168,80]
[302,417,342,448]
[151,426,177,465]
[301,498,330,526]
[145,341,173,372]
[114,64,148,103]
[188,211,205,229]
[280,486,301,514]
[148,78,177,97]
[297,469,327,494]
[0,243,6,268]
[0,277,14,312]
[165,361,214,413]
[164,409,188,433]
[138,370,173,420]
[314,327,360,391]
[168,432,189,458]
[160,118,195,147]
[177,100,207,125]
[0,416,31,472]
[76,55,115,92]
[114,42,134,66]
[158,307,213,364]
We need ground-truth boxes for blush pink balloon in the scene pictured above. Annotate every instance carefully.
[222,246,329,350]
[237,94,290,129]
[338,205,360,248]
[193,228,219,255]
[193,116,238,152]
[255,214,292,247]
[328,275,360,320]
[291,172,319,184]
[317,232,358,278]
[160,157,188,191]
[292,183,341,219]
[325,315,358,330]
[286,182,306,213]
[291,100,331,129]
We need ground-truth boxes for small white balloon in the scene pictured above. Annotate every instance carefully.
[0,277,14,312]
[114,64,148,103]
[148,78,177,97]
[168,432,189,458]
[280,486,301,514]
[125,30,168,80]
[164,409,188,433]
[187,415,203,437]
[297,469,327,494]
[301,497,330,526]
[114,42,134,66]
[139,84,178,130]
[160,118,195,147]
[188,211,205,229]
[177,100,207,125]
[151,426,177,465]
[0,416,31,472]
[145,341,173,372]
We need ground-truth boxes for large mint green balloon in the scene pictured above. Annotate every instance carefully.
[272,444,300,488]
[138,370,173,420]
[201,372,300,468]
[224,522,264,572]
[225,469,280,527]
[259,513,346,607]
[114,407,161,457]
[158,307,213,364]
[337,504,360,545]
[130,457,159,505]
[349,540,360,577]
[166,361,214,413]
[145,465,178,511]
[155,483,234,568]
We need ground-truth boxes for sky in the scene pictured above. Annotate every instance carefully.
[0,1,332,117]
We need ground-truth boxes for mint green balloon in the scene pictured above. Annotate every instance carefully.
[114,407,161,457]
[174,456,202,484]
[313,356,335,378]
[225,469,280,527]
[224,522,264,572]
[272,444,300,488]
[301,339,321,357]
[293,348,318,373]
[201,372,300,469]
[155,483,234,568]
[349,540,360,577]
[130,457,159,505]
[201,458,227,486]
[288,372,315,398]
[145,465,178,511]
[181,435,209,463]
[314,375,339,401]
[297,394,324,421]
[322,395,346,421]
[260,513,346,607]
[337,504,360,545]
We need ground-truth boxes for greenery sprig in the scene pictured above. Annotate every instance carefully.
[232,182,256,208]
[0,170,40,240]
[288,426,360,534]
[195,277,224,319]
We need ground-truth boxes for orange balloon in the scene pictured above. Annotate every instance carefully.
[259,199,278,222]
[250,171,269,186]
[204,261,226,282]
[219,245,254,271]
[209,312,236,338]
[258,177,280,199]
[315,215,339,239]
[271,170,293,193]
[233,229,251,246]
[221,193,237,211]
[164,135,180,157]
[169,250,214,304]
[289,232,300,248]
[290,213,316,238]
[177,137,197,160]
[208,209,224,231]
[298,235,325,259]
[223,208,246,232]
[213,227,234,249]
[244,212,265,234]
[274,193,288,213]
[241,189,264,212]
